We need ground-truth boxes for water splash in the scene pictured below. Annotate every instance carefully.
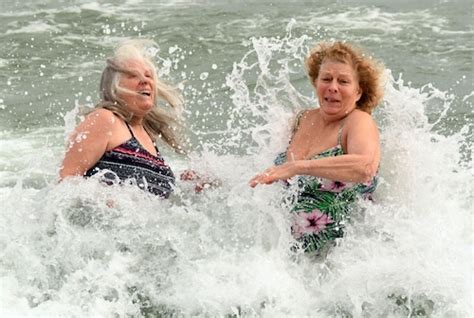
[1,24,472,318]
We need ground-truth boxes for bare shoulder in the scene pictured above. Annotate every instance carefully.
[84,108,116,125]
[346,109,378,130]
[296,108,318,125]
[289,108,311,133]
[348,109,374,121]
[66,109,117,145]
[75,108,118,132]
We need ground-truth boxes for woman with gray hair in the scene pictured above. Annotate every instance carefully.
[60,39,185,198]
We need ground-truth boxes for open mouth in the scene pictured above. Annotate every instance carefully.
[138,91,151,97]
[325,97,340,103]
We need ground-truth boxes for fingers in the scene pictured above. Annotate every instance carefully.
[180,169,198,181]
[249,176,261,188]
[249,170,276,187]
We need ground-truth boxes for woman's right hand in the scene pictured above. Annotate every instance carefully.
[249,162,299,188]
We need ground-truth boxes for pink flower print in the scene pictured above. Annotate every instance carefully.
[292,209,334,238]
[319,179,351,192]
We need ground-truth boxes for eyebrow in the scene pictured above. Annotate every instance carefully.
[319,72,353,77]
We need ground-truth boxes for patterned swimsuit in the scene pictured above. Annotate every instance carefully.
[275,111,377,253]
[85,123,175,198]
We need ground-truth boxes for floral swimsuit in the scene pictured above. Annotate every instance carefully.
[275,111,378,254]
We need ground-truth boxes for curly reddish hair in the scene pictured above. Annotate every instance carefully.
[305,41,384,114]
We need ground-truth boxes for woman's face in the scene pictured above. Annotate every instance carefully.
[314,59,362,117]
[117,59,156,117]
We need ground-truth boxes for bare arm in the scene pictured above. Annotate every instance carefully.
[250,112,380,187]
[59,109,115,180]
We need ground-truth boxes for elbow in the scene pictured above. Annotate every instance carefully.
[59,164,86,181]
[58,167,72,182]
[360,162,377,183]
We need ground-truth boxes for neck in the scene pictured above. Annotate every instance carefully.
[129,116,144,126]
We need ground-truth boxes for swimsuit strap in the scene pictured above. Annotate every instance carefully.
[290,110,307,137]
[125,122,135,138]
[291,109,345,145]
[125,122,159,154]
[337,117,347,145]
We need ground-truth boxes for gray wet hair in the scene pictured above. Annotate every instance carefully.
[96,39,185,153]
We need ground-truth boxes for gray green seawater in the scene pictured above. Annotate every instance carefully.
[0,0,472,317]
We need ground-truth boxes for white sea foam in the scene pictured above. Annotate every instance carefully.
[0,6,81,18]
[0,3,471,317]
[5,20,64,35]
[0,58,8,68]
[0,128,64,188]
[300,7,447,34]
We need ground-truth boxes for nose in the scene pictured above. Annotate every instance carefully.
[328,80,338,93]
[139,76,151,87]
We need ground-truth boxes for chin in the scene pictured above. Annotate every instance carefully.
[141,105,154,113]
[321,105,342,113]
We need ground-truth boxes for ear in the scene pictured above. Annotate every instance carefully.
[355,86,362,102]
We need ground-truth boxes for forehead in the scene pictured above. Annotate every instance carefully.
[319,59,356,76]
[122,58,152,73]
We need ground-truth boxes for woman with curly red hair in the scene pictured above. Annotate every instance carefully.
[250,41,385,254]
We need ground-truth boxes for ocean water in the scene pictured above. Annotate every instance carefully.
[0,0,472,317]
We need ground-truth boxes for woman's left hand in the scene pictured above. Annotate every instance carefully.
[180,169,221,193]
[249,162,297,188]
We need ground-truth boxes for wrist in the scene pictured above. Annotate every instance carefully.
[291,160,304,176]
